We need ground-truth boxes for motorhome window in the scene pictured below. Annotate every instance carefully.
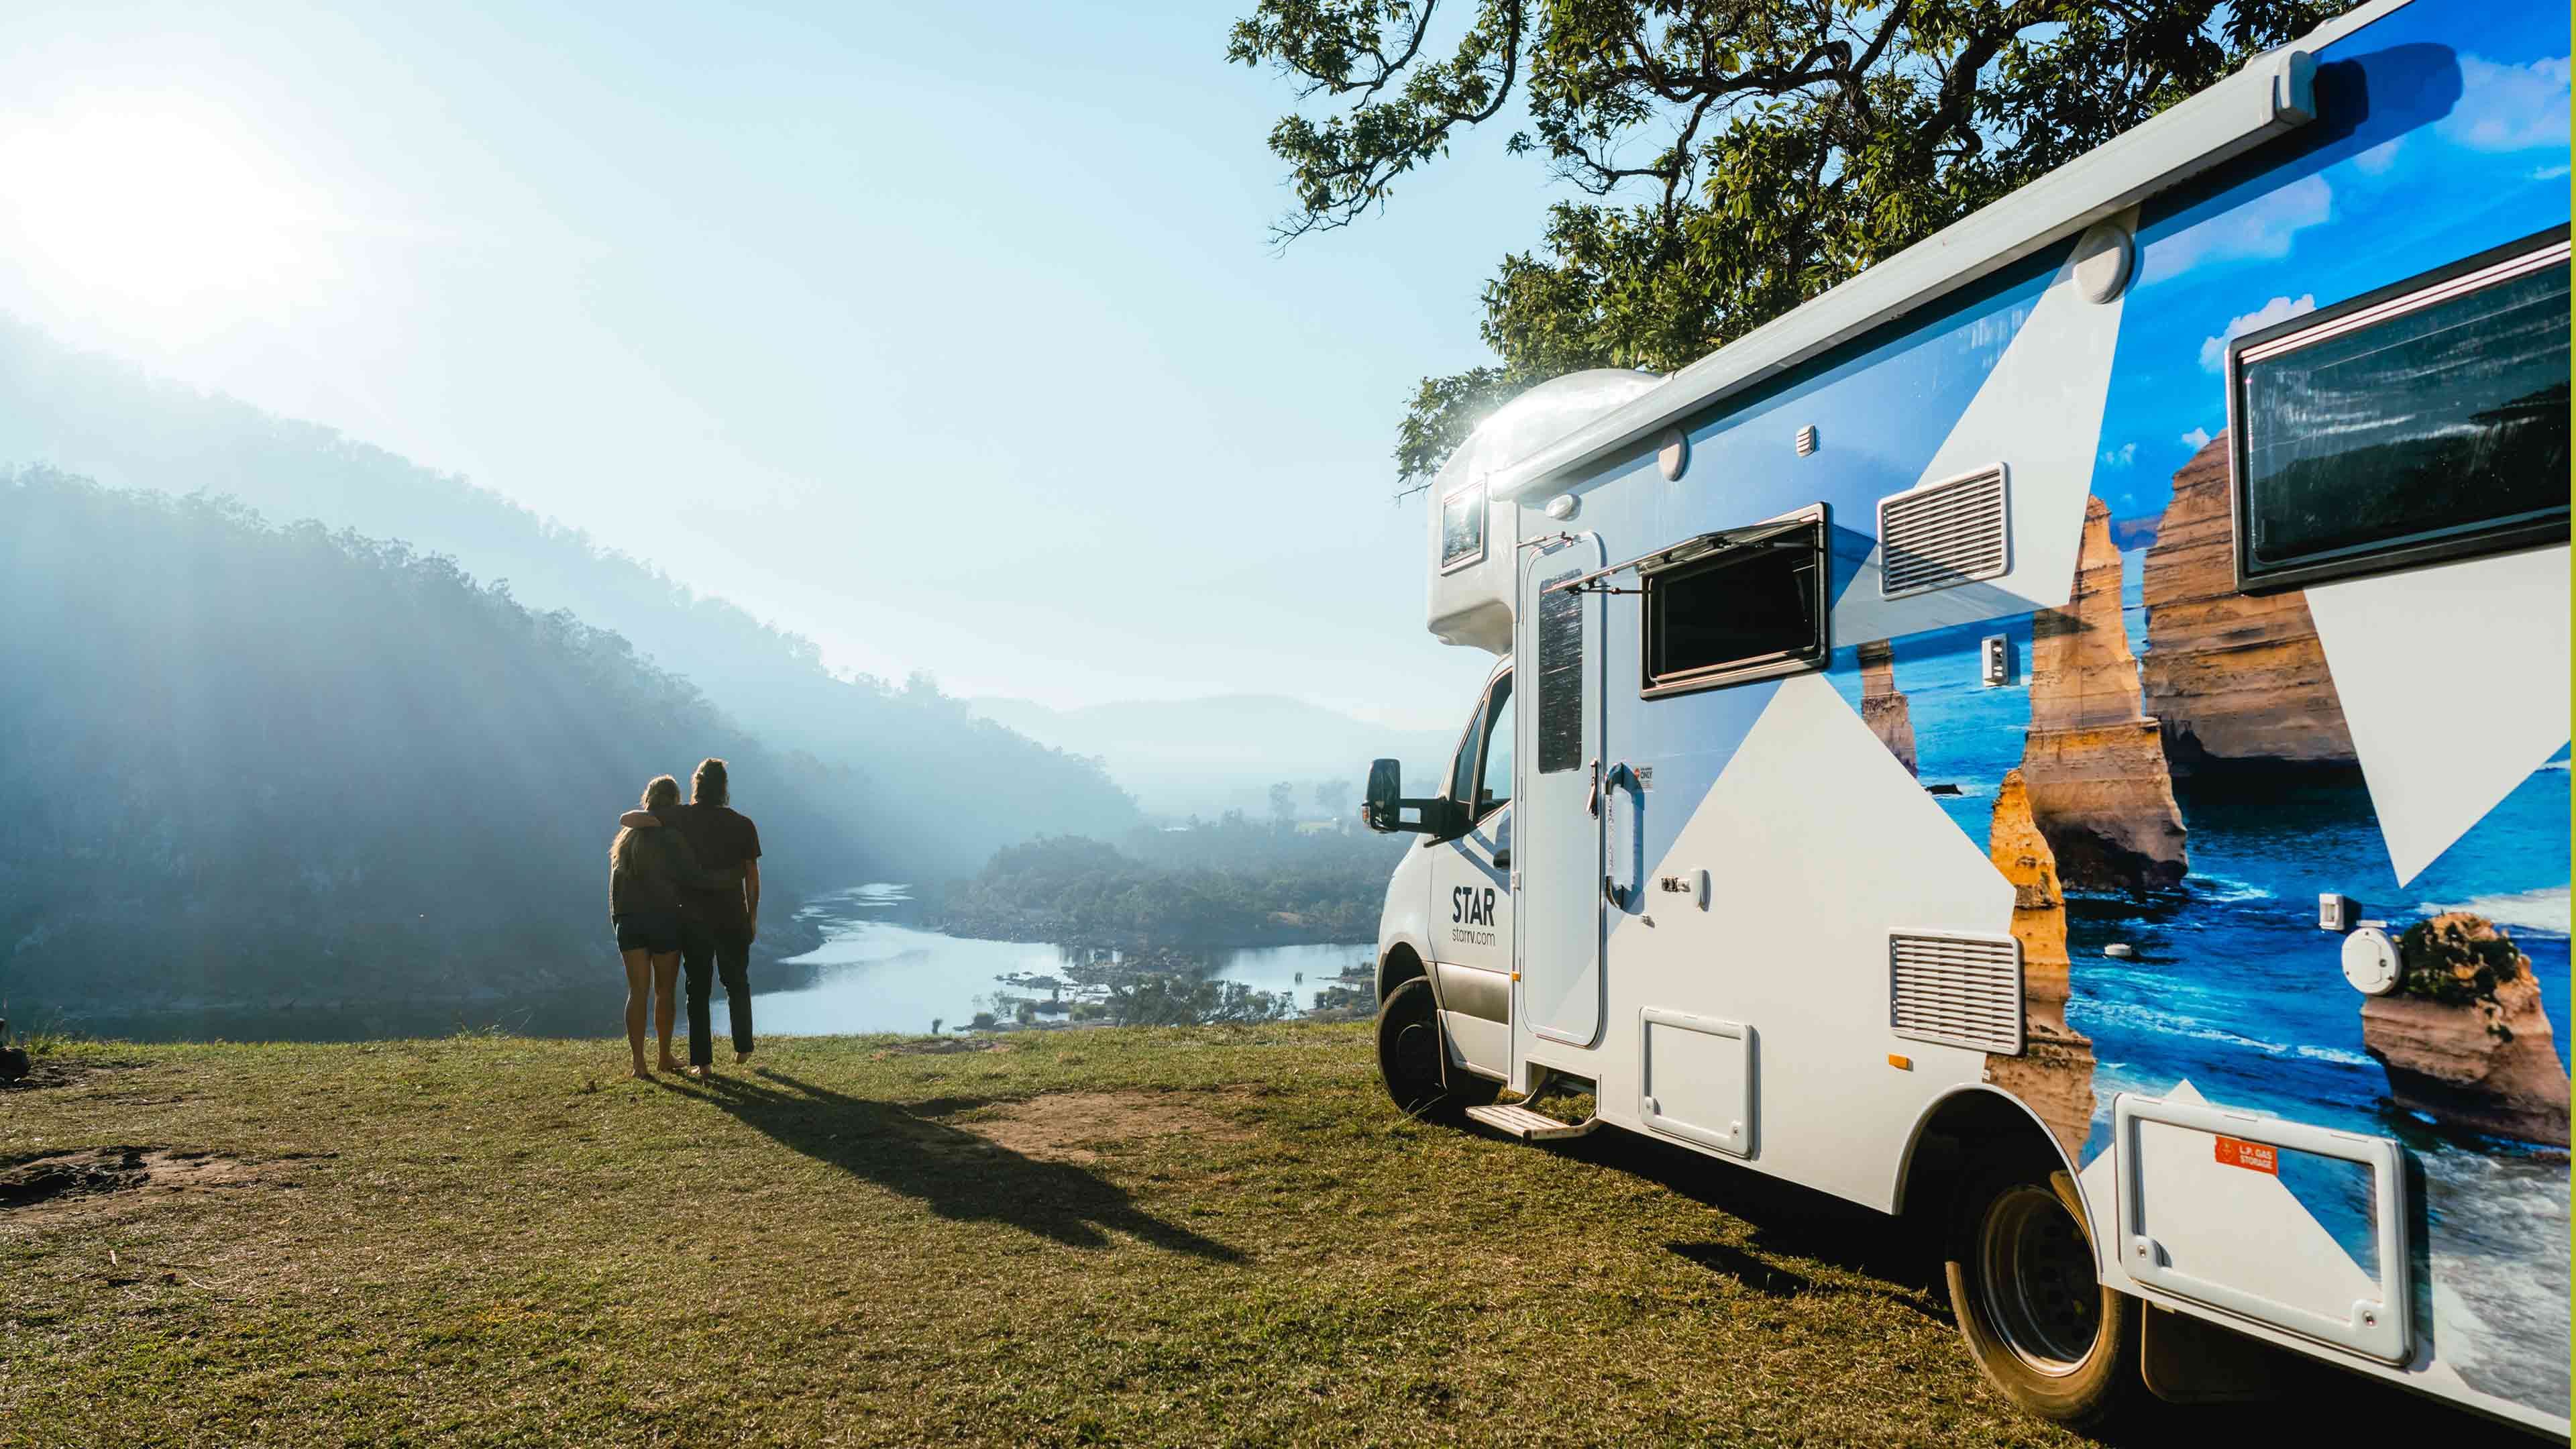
[1536,569,1583,773]
[1440,482,1486,571]
[1642,513,1828,696]
[1445,696,1481,806]
[2233,231,2571,590]
[1472,675,1513,818]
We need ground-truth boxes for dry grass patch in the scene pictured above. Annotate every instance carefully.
[957,1089,1248,1164]
[0,1028,2505,1448]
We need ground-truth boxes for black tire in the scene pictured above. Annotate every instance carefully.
[1375,977,1501,1119]
[1944,1155,2143,1430]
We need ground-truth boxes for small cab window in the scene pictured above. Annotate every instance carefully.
[1642,507,1829,697]
[1445,673,1513,824]
[2232,229,2570,591]
[1472,676,1513,818]
[1440,480,1487,571]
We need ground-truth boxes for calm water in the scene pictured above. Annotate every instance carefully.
[748,884,1373,1036]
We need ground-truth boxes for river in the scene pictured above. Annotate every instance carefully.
[750,883,1373,1036]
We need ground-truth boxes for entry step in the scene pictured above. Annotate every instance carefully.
[1464,1102,1599,1141]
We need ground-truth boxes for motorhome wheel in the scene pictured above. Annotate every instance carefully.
[1374,977,1500,1119]
[1944,1159,2141,1428]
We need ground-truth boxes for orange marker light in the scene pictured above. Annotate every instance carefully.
[1886,1054,1913,1071]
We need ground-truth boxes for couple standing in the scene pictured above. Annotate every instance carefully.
[608,757,763,1080]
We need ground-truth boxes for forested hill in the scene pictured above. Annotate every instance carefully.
[0,316,1138,874]
[0,472,884,1011]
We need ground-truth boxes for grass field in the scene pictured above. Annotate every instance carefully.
[0,1026,2507,1446]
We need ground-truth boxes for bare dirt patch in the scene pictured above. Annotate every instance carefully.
[0,1146,309,1225]
[956,1091,1246,1165]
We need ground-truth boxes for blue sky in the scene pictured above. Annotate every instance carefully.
[0,2,1531,728]
[2093,0,2572,522]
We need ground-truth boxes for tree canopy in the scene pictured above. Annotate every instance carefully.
[1230,0,2341,484]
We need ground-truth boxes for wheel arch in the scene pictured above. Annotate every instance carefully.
[1377,940,1430,1003]
[1890,1085,2094,1254]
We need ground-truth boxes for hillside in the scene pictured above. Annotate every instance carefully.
[930,828,1403,949]
[0,471,879,1013]
[967,693,1458,819]
[0,315,1138,875]
[0,1030,2477,1447]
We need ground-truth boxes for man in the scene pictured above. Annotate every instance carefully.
[665,756,761,1077]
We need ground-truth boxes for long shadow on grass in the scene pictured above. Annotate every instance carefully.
[670,1069,1242,1263]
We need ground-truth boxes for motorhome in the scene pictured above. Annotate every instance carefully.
[1358,0,2571,1433]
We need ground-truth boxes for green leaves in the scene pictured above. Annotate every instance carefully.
[1234,0,2343,483]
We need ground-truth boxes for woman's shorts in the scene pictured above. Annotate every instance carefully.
[614,910,682,955]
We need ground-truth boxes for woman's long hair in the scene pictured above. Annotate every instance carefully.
[611,775,684,873]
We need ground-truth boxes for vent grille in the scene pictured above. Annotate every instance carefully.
[1878,465,2008,598]
[1889,932,2024,1055]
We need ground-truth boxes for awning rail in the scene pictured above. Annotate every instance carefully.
[1541,515,1820,596]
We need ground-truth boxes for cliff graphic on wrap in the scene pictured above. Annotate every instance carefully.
[1856,639,1917,776]
[2360,913,2570,1147]
[2017,496,2188,892]
[1986,769,2094,1160]
[2139,438,2357,773]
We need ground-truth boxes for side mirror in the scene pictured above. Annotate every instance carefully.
[1364,757,1457,837]
[1362,758,1403,833]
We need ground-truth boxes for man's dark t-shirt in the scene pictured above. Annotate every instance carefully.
[659,803,761,934]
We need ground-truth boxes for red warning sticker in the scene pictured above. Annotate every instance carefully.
[2215,1136,2278,1175]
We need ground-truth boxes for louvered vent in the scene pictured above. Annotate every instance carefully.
[1889,932,2024,1055]
[1878,464,2009,598]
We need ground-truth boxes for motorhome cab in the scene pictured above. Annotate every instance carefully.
[1358,0,2571,1434]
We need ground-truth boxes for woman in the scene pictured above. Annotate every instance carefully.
[610,775,741,1078]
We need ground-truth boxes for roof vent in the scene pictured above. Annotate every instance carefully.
[1889,931,2024,1055]
[1878,464,2009,598]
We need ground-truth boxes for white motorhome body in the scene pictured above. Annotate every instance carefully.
[1364,0,2571,1434]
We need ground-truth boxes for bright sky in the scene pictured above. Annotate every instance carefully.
[0,1,1546,731]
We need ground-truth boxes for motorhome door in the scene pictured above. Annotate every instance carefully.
[1517,536,1606,1047]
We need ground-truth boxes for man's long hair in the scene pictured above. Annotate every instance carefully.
[612,775,683,871]
[692,757,729,808]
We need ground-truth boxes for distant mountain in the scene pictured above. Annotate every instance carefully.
[968,694,1459,819]
[0,472,877,1012]
[0,315,1138,877]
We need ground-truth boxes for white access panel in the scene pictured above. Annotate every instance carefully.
[2113,1093,2410,1363]
[1638,1008,1754,1157]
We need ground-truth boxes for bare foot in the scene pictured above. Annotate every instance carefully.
[657,1057,682,1074]
[735,1051,752,1066]
[632,1063,653,1080]
[684,1065,710,1081]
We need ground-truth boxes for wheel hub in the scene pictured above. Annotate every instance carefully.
[1978,1183,2100,1374]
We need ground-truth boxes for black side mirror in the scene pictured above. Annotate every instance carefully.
[1362,758,1403,833]
[1364,757,1456,837]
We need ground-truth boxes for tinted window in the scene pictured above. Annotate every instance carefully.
[1536,569,1584,773]
[1440,482,1486,569]
[2237,237,2569,588]
[1445,696,1481,805]
[1643,517,1827,694]
[1474,676,1513,818]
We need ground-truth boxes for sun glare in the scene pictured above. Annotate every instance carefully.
[0,99,343,346]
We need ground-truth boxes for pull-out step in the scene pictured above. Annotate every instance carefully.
[1464,1102,1598,1141]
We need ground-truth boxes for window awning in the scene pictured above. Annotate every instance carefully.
[1542,515,1821,596]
